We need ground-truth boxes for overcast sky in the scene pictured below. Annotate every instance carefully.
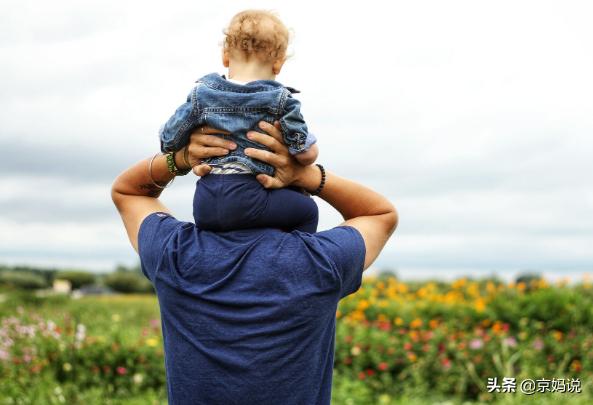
[1,0,592,280]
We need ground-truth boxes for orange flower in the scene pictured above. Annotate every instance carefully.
[410,318,423,329]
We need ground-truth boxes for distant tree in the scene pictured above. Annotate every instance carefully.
[55,271,96,289]
[0,271,47,290]
[515,271,543,291]
[104,272,153,294]
[377,269,398,280]
[114,263,143,275]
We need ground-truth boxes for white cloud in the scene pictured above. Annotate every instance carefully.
[1,0,592,276]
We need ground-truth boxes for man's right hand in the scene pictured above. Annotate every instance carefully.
[187,126,236,176]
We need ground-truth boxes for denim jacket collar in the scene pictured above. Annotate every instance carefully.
[196,73,300,94]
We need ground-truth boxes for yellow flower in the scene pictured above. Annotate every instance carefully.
[351,346,361,356]
[111,314,121,322]
[452,278,467,289]
[394,317,404,326]
[552,330,563,341]
[407,352,417,362]
[146,338,159,347]
[63,363,72,372]
[357,299,370,310]
[474,298,486,312]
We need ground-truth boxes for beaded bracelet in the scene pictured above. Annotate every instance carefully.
[311,164,326,196]
[166,151,191,176]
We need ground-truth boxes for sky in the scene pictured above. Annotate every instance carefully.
[1,0,592,280]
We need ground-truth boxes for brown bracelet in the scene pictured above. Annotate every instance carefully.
[311,164,326,196]
[148,154,174,189]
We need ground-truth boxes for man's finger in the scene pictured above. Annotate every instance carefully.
[192,164,211,177]
[244,147,284,166]
[258,121,283,143]
[256,174,283,189]
[246,131,286,154]
[196,126,231,135]
[190,146,230,159]
[190,134,236,150]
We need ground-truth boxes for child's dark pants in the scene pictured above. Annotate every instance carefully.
[193,174,319,233]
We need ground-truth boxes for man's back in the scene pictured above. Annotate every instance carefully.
[138,212,365,405]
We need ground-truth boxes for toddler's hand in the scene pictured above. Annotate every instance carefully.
[295,143,319,166]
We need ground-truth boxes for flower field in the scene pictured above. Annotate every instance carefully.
[1,275,592,404]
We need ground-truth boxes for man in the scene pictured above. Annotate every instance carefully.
[112,122,397,404]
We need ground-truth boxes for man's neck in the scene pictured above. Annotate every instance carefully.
[228,60,276,82]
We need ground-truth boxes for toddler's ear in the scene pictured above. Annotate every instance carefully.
[272,58,285,75]
[222,50,230,68]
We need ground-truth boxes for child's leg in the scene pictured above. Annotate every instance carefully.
[193,174,260,231]
[258,188,319,233]
[193,175,318,232]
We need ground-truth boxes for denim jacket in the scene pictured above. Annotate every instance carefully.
[159,73,316,176]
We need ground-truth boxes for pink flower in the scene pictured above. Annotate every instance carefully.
[503,336,517,348]
[532,338,544,350]
[116,366,127,375]
[469,339,483,350]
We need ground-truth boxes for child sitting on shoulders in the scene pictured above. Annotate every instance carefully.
[160,10,319,232]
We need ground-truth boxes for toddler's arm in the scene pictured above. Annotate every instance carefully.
[295,143,318,165]
[279,94,318,164]
[159,88,201,152]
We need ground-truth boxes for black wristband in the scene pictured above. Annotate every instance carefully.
[311,164,326,196]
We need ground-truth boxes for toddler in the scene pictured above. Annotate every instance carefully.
[160,10,319,232]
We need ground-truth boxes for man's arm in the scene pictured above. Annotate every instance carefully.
[111,151,182,252]
[111,128,236,252]
[245,122,397,270]
[304,170,397,270]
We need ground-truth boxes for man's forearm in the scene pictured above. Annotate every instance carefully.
[112,150,189,200]
[296,166,395,220]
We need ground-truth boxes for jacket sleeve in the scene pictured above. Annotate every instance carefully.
[159,88,201,152]
[279,94,316,155]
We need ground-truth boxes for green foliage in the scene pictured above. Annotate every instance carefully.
[55,271,96,289]
[2,278,593,403]
[0,271,47,290]
[104,272,153,294]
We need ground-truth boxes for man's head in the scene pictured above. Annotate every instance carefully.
[222,10,289,76]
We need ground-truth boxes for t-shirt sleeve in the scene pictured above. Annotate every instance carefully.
[138,212,183,282]
[313,226,366,298]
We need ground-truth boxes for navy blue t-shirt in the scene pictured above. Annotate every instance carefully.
[138,212,365,405]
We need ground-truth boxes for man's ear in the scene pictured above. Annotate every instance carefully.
[272,58,286,75]
[222,50,230,68]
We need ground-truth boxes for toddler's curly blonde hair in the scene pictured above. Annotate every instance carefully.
[223,10,289,63]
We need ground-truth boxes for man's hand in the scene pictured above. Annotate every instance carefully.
[244,121,319,190]
[187,126,235,176]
